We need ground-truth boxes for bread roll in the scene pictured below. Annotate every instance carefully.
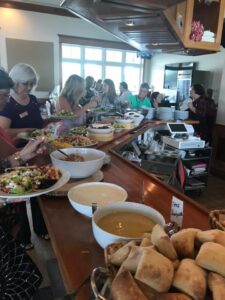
[110,240,136,266]
[135,248,174,293]
[111,271,148,300]
[151,224,177,260]
[172,259,206,300]
[172,259,180,270]
[208,272,225,300]
[197,229,225,247]
[136,280,158,300]
[122,245,145,273]
[157,293,192,300]
[171,228,200,258]
[140,237,152,247]
[196,242,225,277]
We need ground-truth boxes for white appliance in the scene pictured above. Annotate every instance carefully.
[162,136,205,149]
[162,123,205,149]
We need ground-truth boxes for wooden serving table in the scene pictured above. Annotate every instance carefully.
[39,120,207,298]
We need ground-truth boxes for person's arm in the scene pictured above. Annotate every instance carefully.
[73,100,98,119]
[0,137,46,171]
[0,116,11,129]
[188,101,197,114]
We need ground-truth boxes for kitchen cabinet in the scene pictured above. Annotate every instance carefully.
[164,0,225,52]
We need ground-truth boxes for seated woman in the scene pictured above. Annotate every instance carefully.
[0,138,45,300]
[95,79,103,95]
[79,76,95,106]
[128,83,152,109]
[150,92,162,108]
[56,74,98,127]
[0,63,43,134]
[100,79,118,109]
[0,66,48,250]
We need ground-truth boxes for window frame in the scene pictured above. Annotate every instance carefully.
[59,35,143,93]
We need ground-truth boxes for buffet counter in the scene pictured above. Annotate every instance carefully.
[39,120,207,298]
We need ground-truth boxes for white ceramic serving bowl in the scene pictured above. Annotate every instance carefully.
[87,126,114,134]
[115,117,134,124]
[50,148,105,178]
[92,201,165,248]
[68,182,128,217]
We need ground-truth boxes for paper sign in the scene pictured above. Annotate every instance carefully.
[170,196,184,228]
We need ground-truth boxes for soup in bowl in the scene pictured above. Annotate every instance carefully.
[50,148,105,178]
[92,202,165,248]
[68,182,128,217]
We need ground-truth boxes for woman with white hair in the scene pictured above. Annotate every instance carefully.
[56,74,98,126]
[0,63,43,131]
[0,64,48,251]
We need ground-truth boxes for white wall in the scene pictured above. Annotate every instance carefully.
[148,50,225,104]
[0,7,119,96]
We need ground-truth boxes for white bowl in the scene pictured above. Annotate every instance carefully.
[92,202,165,248]
[88,126,114,134]
[68,182,128,217]
[115,117,134,124]
[50,148,105,178]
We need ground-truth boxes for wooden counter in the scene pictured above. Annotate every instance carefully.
[39,120,207,297]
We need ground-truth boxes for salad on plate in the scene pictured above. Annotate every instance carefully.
[0,165,62,195]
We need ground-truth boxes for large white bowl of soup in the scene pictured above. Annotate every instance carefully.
[68,182,128,217]
[50,148,105,178]
[92,202,165,248]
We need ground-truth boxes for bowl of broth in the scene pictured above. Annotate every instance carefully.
[92,202,165,248]
[68,182,128,217]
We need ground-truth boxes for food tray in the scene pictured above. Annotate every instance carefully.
[209,209,225,230]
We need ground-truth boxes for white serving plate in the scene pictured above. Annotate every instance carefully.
[0,169,70,199]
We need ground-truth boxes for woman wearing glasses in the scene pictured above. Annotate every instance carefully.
[0,65,48,251]
[0,63,43,132]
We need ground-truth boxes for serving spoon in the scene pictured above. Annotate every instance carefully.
[56,149,70,158]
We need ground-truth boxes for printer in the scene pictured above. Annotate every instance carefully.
[162,123,205,149]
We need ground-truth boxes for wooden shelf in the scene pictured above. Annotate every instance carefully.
[164,0,225,52]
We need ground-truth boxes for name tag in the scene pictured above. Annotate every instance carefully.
[19,111,29,118]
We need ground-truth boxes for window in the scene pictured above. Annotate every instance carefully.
[85,47,102,61]
[106,49,122,62]
[61,43,143,93]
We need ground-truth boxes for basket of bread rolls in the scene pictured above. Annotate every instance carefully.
[209,209,225,231]
[91,224,225,300]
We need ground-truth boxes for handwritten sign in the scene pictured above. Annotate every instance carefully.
[171,196,184,228]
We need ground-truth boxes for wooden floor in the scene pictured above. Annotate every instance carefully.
[187,174,225,210]
[28,174,225,299]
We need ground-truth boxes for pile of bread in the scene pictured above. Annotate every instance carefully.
[106,225,225,300]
